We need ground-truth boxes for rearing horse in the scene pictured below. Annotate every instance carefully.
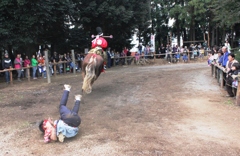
[81,27,112,94]
[81,48,104,94]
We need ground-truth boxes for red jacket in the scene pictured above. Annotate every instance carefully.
[24,59,31,67]
[91,37,108,49]
[14,58,22,69]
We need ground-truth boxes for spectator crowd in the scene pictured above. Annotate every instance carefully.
[1,50,85,83]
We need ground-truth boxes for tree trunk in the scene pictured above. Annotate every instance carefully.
[183,28,187,46]
[222,29,226,46]
[176,17,180,46]
[207,25,211,48]
[231,25,234,48]
[211,27,215,47]
[189,6,195,43]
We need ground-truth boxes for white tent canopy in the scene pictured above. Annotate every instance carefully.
[130,47,138,52]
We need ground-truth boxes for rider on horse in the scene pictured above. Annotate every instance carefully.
[89,27,108,66]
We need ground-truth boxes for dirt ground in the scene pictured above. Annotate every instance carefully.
[1,61,240,156]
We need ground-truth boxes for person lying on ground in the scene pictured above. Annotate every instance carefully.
[39,84,82,143]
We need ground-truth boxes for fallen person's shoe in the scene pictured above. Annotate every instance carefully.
[58,132,65,143]
[64,84,71,91]
[75,95,82,101]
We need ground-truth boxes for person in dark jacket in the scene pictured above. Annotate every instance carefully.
[227,62,240,97]
[2,53,12,84]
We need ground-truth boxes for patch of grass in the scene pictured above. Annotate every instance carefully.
[225,99,234,105]
[18,121,31,129]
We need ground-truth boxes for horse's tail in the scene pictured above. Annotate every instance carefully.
[82,55,97,94]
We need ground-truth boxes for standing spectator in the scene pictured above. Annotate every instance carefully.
[20,54,24,78]
[225,40,231,53]
[120,50,126,65]
[207,52,214,66]
[225,54,238,97]
[222,46,230,68]
[149,44,154,59]
[2,53,12,84]
[24,56,31,78]
[107,48,112,68]
[123,47,129,56]
[135,52,140,64]
[160,44,166,59]
[144,45,150,59]
[217,50,224,66]
[166,44,171,63]
[31,55,38,79]
[111,50,115,66]
[199,48,205,59]
[58,55,64,73]
[203,40,208,50]
[172,44,178,59]
[115,52,120,65]
[156,47,161,58]
[14,54,22,82]
[52,52,60,73]
[138,44,143,55]
[38,55,46,78]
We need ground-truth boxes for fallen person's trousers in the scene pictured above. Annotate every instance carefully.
[59,90,81,127]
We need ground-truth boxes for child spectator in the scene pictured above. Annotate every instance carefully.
[199,48,205,59]
[135,52,140,65]
[38,55,46,78]
[207,53,213,66]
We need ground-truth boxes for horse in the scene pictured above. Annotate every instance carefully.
[81,48,104,94]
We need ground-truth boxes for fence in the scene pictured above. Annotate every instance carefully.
[211,63,240,106]
[0,50,209,85]
[111,50,210,66]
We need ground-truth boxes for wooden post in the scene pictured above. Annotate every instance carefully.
[216,68,220,84]
[154,52,156,62]
[27,67,30,82]
[71,50,76,74]
[44,50,51,83]
[53,60,56,76]
[219,69,224,88]
[213,65,217,78]
[9,68,13,85]
[236,76,240,106]
[211,64,214,76]
[113,57,116,66]
[63,62,66,73]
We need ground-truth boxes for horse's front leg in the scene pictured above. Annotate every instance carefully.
[82,71,86,93]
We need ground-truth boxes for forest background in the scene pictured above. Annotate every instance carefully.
[0,0,239,57]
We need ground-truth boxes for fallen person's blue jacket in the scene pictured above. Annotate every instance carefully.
[56,120,79,138]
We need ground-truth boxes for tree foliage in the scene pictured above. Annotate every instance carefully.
[0,0,239,55]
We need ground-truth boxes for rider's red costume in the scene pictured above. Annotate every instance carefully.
[91,37,108,49]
